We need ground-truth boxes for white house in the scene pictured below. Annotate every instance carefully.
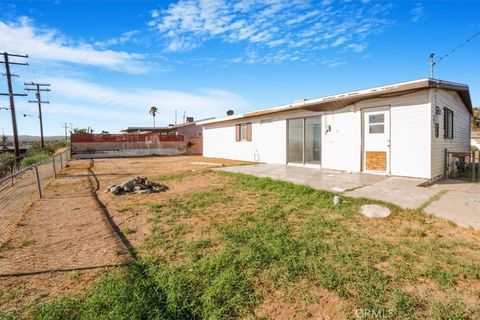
[200,79,473,181]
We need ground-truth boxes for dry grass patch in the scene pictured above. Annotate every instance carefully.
[3,165,480,319]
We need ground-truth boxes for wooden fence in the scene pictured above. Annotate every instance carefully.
[71,134,202,158]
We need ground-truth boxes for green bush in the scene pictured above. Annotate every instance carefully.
[20,152,50,168]
[19,140,69,169]
[0,152,15,176]
[26,140,69,156]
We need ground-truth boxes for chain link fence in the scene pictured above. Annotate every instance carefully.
[444,149,480,181]
[0,149,70,244]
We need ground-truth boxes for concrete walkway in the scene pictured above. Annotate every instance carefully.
[216,164,480,230]
[425,180,480,230]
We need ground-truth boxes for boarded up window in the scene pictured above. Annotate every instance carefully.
[366,151,386,171]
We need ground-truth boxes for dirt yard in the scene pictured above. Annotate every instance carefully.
[1,155,479,319]
[0,156,247,313]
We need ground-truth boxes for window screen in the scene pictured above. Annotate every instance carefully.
[240,124,247,141]
[369,124,384,134]
[369,114,384,124]
[368,113,385,134]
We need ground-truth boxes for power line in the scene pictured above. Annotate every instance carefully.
[0,106,37,118]
[438,31,480,62]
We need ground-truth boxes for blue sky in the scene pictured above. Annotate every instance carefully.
[0,0,479,136]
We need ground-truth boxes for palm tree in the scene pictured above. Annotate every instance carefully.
[149,106,158,127]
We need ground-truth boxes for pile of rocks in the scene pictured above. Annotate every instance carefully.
[106,176,168,195]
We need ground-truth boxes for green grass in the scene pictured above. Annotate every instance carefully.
[153,170,199,182]
[19,239,36,248]
[4,172,480,319]
[120,227,137,236]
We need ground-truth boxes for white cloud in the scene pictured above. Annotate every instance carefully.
[0,17,147,73]
[150,0,393,63]
[331,36,348,47]
[94,30,140,48]
[411,3,425,22]
[347,43,367,52]
[151,9,160,18]
[41,77,249,129]
[321,58,346,67]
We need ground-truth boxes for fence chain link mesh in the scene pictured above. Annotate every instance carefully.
[0,150,70,244]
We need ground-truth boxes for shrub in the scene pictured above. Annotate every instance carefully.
[0,152,14,176]
[20,152,50,168]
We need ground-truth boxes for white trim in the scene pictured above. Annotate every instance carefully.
[361,106,391,175]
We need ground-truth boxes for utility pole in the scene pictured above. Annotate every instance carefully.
[0,52,28,162]
[25,82,50,149]
[429,53,435,79]
[63,123,71,141]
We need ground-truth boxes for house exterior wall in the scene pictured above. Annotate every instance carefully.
[320,107,361,172]
[430,89,471,180]
[203,89,470,179]
[203,117,287,164]
[353,90,432,178]
[177,123,203,136]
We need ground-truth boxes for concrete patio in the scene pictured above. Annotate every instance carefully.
[216,164,480,230]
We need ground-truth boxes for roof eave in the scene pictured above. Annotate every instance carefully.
[200,78,473,126]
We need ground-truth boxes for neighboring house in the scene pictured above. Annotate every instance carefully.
[122,117,213,136]
[200,79,473,180]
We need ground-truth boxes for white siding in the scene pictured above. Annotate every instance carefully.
[321,108,361,172]
[203,107,362,171]
[355,90,432,178]
[203,118,287,164]
[430,89,471,179]
[203,88,471,179]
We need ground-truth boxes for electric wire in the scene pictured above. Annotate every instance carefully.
[437,31,480,62]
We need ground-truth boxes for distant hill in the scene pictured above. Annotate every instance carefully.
[5,135,65,142]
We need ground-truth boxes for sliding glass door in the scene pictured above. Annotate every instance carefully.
[287,118,304,164]
[287,116,321,166]
[305,116,321,165]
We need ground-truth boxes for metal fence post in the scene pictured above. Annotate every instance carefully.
[10,161,14,187]
[34,165,43,199]
[60,152,64,169]
[444,148,448,179]
[472,151,476,182]
[52,156,57,179]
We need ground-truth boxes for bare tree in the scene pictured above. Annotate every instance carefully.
[149,106,158,127]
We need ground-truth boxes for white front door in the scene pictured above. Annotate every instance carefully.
[363,107,390,174]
